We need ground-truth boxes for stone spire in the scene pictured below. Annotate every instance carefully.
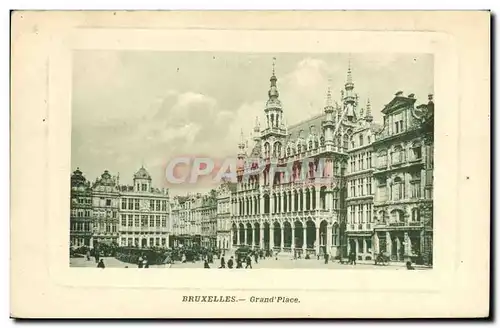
[365,98,373,122]
[263,57,285,134]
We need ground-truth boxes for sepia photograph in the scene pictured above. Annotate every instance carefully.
[70,51,434,270]
[10,11,489,318]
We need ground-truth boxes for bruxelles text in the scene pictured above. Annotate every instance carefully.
[165,157,338,187]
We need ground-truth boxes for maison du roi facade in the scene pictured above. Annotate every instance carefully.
[70,62,434,264]
[229,63,434,264]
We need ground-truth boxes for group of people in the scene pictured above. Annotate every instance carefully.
[204,254,254,269]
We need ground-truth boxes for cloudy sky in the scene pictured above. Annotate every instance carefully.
[71,51,433,194]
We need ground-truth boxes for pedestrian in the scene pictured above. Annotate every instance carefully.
[204,260,210,268]
[97,259,105,269]
[227,256,234,269]
[219,255,226,268]
[254,252,258,264]
[324,253,329,264]
[245,256,252,269]
[86,250,91,261]
[138,255,144,268]
[406,261,415,270]
[236,259,243,269]
[144,258,149,268]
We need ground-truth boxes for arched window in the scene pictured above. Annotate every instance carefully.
[412,208,420,221]
[332,223,339,246]
[320,136,325,146]
[392,177,403,200]
[343,135,349,150]
[412,142,422,160]
[390,209,405,223]
[392,145,404,164]
[264,143,270,158]
[286,146,291,157]
[308,140,313,150]
[297,143,302,153]
[378,150,388,168]
[359,134,364,146]
[367,135,371,144]
[315,139,319,148]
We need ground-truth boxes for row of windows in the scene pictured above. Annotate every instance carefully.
[121,237,167,247]
[377,145,422,168]
[120,214,168,228]
[349,152,373,173]
[376,176,422,201]
[70,222,92,232]
[92,210,117,218]
[121,198,168,211]
[74,198,92,204]
[94,222,118,233]
[71,209,92,217]
[376,208,421,224]
[347,204,373,224]
[348,178,373,198]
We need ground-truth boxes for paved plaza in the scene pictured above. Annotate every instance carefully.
[70,255,429,270]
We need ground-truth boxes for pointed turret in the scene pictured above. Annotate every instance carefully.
[238,128,247,160]
[263,57,286,135]
[365,98,373,122]
[322,79,336,150]
[343,57,357,122]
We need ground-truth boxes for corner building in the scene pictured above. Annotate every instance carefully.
[70,168,94,247]
[371,93,434,263]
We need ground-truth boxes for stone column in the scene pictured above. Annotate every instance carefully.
[302,226,307,252]
[291,192,295,212]
[250,228,254,247]
[280,193,284,213]
[260,226,264,248]
[326,225,332,255]
[270,226,275,249]
[280,227,284,251]
[315,189,320,210]
[236,227,239,245]
[291,225,296,250]
[315,227,320,254]
[270,194,275,214]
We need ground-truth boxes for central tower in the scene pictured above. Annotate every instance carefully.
[262,58,287,138]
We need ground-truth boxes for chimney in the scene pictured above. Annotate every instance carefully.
[428,94,434,102]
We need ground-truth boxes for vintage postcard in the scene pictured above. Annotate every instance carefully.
[11,11,490,318]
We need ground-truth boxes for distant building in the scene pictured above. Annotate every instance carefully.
[91,170,120,245]
[216,180,234,252]
[200,191,217,248]
[70,168,93,248]
[117,167,170,248]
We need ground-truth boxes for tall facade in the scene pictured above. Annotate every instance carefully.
[345,99,380,260]
[91,170,120,245]
[216,181,234,251]
[70,168,93,247]
[117,167,171,248]
[371,93,434,263]
[200,191,217,248]
[229,62,369,258]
